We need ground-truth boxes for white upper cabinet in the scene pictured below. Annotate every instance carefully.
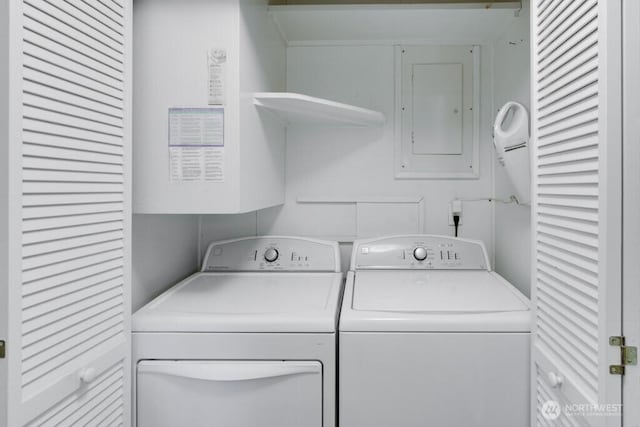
[133,0,286,214]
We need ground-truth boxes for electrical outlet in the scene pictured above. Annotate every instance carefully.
[448,201,463,226]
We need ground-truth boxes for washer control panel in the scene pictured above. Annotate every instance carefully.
[352,235,489,270]
[202,236,341,272]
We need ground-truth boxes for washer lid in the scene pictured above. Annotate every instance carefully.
[133,272,343,333]
[353,270,528,313]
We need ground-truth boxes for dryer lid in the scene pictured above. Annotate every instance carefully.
[352,270,528,313]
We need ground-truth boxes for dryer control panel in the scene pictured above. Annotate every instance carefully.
[351,235,490,271]
[202,236,341,272]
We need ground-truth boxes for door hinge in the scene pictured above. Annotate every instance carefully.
[0,340,5,358]
[609,336,637,375]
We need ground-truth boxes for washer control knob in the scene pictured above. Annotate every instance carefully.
[264,248,279,263]
[413,247,428,261]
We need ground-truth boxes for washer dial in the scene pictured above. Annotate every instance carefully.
[413,247,428,261]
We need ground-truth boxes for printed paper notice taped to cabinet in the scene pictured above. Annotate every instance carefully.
[168,108,224,182]
[208,48,226,105]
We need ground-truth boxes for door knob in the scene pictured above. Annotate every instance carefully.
[548,371,563,388]
[79,367,97,383]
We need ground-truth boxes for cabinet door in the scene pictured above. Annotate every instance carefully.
[531,0,622,425]
[137,361,323,427]
[1,0,132,425]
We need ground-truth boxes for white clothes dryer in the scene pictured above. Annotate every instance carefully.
[339,235,531,427]
[133,236,343,427]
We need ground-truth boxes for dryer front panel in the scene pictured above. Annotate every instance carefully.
[137,360,322,427]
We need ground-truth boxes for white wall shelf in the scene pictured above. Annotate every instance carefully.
[254,92,386,127]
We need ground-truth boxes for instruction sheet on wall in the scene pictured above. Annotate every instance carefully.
[168,107,224,182]
[207,48,226,105]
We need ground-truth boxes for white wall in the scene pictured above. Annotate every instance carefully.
[143,6,533,299]
[266,43,495,244]
[201,42,499,267]
[492,2,531,296]
[132,215,199,311]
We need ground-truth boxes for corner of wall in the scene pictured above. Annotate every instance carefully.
[132,215,200,311]
[491,0,532,296]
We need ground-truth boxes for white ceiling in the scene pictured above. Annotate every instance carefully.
[269,3,523,44]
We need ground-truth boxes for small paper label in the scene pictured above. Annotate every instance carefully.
[208,48,226,105]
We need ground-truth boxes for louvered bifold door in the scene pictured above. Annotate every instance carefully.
[17,0,131,425]
[531,0,622,426]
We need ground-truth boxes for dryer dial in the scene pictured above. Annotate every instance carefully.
[264,248,279,263]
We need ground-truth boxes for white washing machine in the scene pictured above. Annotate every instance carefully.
[339,235,531,427]
[133,236,343,427]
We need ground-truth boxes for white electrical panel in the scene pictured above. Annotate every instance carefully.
[411,63,463,155]
[395,45,479,179]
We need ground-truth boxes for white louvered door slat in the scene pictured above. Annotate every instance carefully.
[63,0,125,40]
[532,0,622,426]
[9,0,132,425]
[26,362,125,427]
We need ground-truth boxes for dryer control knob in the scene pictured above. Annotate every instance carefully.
[264,248,279,263]
[413,247,428,261]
